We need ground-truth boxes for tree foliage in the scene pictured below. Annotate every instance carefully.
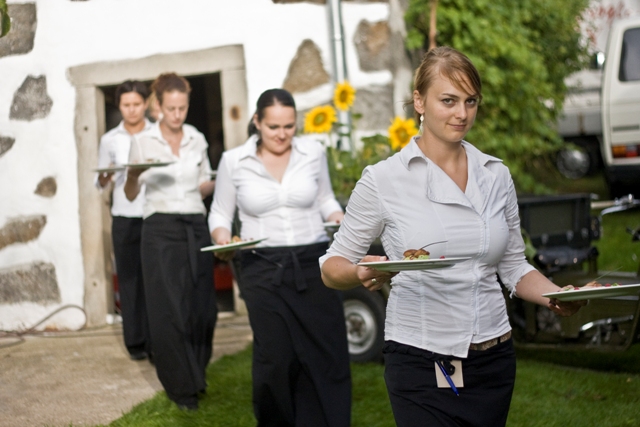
[0,0,11,38]
[405,0,591,193]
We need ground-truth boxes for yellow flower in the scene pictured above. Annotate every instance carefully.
[333,81,356,111]
[304,105,337,134]
[388,117,418,151]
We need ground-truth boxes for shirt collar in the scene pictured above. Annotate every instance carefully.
[115,118,153,135]
[399,136,503,214]
[238,135,309,160]
[399,136,502,169]
[147,121,196,145]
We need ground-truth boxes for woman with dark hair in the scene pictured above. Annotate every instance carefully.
[95,80,151,361]
[320,47,585,426]
[124,72,217,411]
[209,88,351,427]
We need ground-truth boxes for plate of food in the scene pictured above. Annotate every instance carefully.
[94,166,125,173]
[323,221,340,229]
[542,282,640,301]
[358,257,470,272]
[123,160,175,169]
[200,237,268,253]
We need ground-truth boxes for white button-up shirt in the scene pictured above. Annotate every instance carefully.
[320,138,535,358]
[208,135,342,247]
[129,123,212,219]
[95,120,151,217]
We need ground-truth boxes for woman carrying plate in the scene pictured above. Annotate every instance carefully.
[124,72,216,411]
[208,89,351,427]
[95,80,152,361]
[320,47,585,427]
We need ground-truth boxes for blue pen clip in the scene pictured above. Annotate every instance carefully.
[436,360,459,396]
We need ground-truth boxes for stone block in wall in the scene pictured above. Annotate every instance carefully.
[283,39,330,94]
[352,84,395,130]
[0,3,36,58]
[0,135,15,158]
[35,177,57,198]
[354,20,391,72]
[10,76,53,121]
[0,262,61,304]
[0,215,47,251]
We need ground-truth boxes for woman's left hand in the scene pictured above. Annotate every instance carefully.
[357,255,397,291]
[547,298,588,317]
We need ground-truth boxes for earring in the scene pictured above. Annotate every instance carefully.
[419,115,424,133]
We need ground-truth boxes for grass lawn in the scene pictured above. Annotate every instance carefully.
[103,345,640,427]
[102,171,640,426]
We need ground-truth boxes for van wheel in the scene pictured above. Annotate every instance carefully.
[342,287,385,363]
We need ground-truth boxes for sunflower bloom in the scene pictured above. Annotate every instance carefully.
[304,105,337,134]
[388,117,418,151]
[333,81,356,111]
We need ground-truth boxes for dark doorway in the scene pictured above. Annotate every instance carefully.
[100,72,225,172]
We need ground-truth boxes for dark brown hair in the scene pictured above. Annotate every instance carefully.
[115,80,150,106]
[411,46,482,121]
[151,73,191,105]
[248,88,296,137]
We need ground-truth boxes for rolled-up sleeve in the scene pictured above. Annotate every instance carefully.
[316,147,343,219]
[208,152,236,233]
[496,177,536,295]
[319,167,384,268]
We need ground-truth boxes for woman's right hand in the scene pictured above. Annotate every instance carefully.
[357,255,397,291]
[211,229,236,261]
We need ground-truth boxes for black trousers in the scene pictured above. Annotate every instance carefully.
[141,213,217,406]
[383,339,516,427]
[111,216,149,356]
[237,242,351,427]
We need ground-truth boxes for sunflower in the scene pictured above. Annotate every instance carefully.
[304,105,337,134]
[333,81,356,111]
[388,117,419,151]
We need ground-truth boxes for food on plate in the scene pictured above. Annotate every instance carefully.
[559,281,620,292]
[403,249,430,260]
[231,235,243,243]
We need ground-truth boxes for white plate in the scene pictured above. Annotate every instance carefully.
[200,237,268,253]
[323,221,340,228]
[542,283,640,301]
[357,257,471,272]
[123,161,175,169]
[94,166,125,173]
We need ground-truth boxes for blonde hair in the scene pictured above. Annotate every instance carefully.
[412,47,482,121]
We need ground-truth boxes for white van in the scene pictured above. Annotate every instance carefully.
[601,16,640,197]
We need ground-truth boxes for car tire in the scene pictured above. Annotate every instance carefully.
[342,287,386,363]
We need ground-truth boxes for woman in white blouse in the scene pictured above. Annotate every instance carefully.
[124,73,216,411]
[209,89,351,427]
[320,47,585,427]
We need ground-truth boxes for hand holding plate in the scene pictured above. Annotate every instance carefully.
[547,298,587,317]
[357,255,397,291]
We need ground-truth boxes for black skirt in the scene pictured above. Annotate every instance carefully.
[383,339,516,427]
[237,242,351,427]
[141,213,217,407]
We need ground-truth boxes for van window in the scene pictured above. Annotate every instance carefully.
[619,28,640,82]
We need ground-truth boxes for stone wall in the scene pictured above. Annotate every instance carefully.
[0,2,62,323]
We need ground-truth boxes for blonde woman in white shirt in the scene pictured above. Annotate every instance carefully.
[96,80,152,362]
[209,89,351,427]
[320,47,585,427]
[124,73,216,411]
